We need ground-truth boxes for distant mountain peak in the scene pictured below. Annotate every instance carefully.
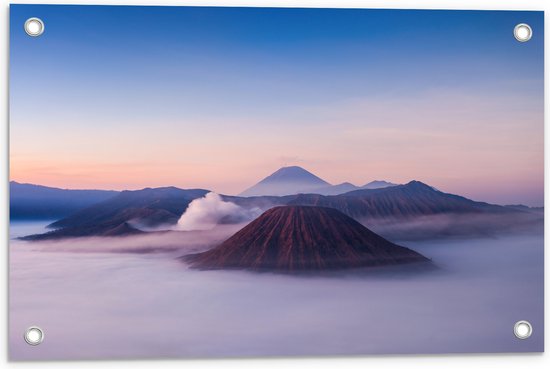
[404,180,437,191]
[264,166,329,182]
[361,180,398,190]
[275,166,305,171]
[239,166,330,197]
[370,180,393,185]
[240,167,404,196]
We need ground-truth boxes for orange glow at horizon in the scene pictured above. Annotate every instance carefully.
[10,91,543,206]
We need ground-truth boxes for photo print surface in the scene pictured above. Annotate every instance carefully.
[9,5,544,360]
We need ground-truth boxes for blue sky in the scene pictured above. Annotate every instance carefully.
[9,5,544,205]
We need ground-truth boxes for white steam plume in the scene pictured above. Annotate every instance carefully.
[176,192,260,231]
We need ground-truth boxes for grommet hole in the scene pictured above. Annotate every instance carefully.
[514,23,532,42]
[514,320,532,339]
[24,17,45,37]
[24,326,44,346]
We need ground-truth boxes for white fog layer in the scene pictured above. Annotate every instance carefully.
[9,221,543,360]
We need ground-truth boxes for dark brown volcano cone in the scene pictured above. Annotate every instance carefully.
[184,206,430,272]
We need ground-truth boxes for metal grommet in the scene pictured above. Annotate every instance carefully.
[24,17,45,37]
[24,326,44,346]
[514,23,532,42]
[514,320,532,339]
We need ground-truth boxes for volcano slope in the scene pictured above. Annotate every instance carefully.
[184,206,430,272]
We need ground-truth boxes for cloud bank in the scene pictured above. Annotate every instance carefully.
[9,232,544,360]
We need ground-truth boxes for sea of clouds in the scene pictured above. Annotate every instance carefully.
[8,219,544,360]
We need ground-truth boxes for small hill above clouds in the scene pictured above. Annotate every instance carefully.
[314,180,397,195]
[361,180,397,190]
[184,206,431,272]
[314,182,360,195]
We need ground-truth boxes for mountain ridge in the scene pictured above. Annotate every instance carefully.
[10,181,119,220]
[239,166,397,196]
[23,187,209,240]
[284,180,513,219]
[361,180,398,190]
[19,179,541,241]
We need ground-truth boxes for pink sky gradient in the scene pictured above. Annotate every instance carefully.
[10,89,543,206]
[10,7,544,207]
